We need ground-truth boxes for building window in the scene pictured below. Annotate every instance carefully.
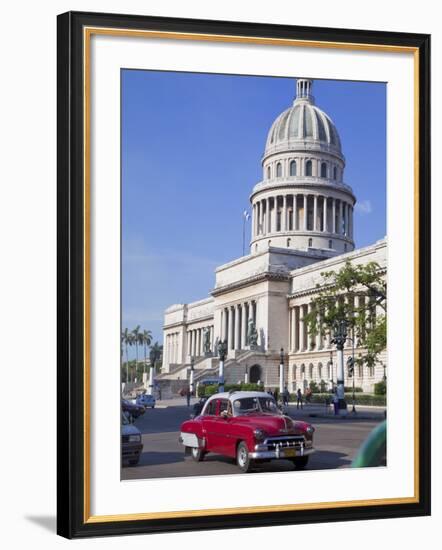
[267,166,271,179]
[328,239,332,249]
[268,240,271,247]
[305,160,312,176]
[344,243,347,252]
[308,238,313,247]
[287,238,291,247]
[290,160,297,176]
[276,162,282,177]
[321,162,327,178]
[333,166,337,180]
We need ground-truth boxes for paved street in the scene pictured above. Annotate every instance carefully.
[122,399,385,480]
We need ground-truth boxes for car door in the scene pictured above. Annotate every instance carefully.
[200,398,218,452]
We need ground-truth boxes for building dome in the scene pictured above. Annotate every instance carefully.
[264,79,343,160]
[249,78,355,257]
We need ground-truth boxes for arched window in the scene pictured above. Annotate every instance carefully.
[267,166,271,179]
[308,238,313,247]
[290,160,297,176]
[287,238,291,247]
[276,163,282,177]
[309,364,314,379]
[305,160,312,176]
[328,239,333,249]
[333,166,337,180]
[321,162,327,178]
[344,243,347,252]
[268,240,272,247]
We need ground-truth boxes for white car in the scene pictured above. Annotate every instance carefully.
[136,394,156,409]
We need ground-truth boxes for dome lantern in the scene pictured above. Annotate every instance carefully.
[295,78,314,103]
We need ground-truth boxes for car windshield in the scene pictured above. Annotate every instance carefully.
[233,396,280,415]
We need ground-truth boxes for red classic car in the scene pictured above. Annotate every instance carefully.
[179,391,315,472]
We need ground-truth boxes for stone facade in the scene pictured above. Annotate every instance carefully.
[160,79,387,394]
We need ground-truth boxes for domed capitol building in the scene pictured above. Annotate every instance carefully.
[160,78,386,393]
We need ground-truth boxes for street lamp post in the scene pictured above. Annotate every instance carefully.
[217,340,227,393]
[331,319,348,415]
[189,356,195,396]
[244,364,249,384]
[279,348,285,396]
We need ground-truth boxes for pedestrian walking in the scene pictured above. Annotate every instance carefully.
[158,387,162,400]
[283,385,290,407]
[332,389,339,415]
[296,388,303,410]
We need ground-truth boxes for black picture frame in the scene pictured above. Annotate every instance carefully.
[57,10,431,539]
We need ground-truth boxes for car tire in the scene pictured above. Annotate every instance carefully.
[236,441,254,473]
[128,458,139,466]
[291,456,309,470]
[190,446,205,462]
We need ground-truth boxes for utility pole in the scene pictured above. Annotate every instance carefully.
[331,319,348,415]
[217,340,227,393]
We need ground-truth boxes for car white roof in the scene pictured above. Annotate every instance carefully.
[206,391,273,403]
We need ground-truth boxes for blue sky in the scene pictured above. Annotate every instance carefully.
[122,70,386,350]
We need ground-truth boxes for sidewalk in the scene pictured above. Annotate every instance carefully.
[284,402,386,420]
[154,396,199,408]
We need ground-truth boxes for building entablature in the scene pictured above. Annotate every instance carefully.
[212,271,290,298]
[250,179,355,202]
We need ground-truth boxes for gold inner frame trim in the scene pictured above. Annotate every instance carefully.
[83,26,420,524]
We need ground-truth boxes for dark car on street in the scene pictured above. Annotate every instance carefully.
[122,399,145,420]
[121,412,143,466]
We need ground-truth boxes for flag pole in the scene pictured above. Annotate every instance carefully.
[242,210,250,256]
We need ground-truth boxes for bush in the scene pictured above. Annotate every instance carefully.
[197,382,263,397]
[344,386,363,392]
[308,393,386,406]
[374,380,387,395]
[309,381,320,393]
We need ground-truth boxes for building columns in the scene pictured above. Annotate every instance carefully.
[303,194,308,230]
[323,197,327,232]
[241,302,248,348]
[235,304,241,350]
[313,195,318,231]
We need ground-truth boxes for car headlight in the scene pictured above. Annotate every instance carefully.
[254,429,266,441]
[128,434,141,443]
[305,426,315,435]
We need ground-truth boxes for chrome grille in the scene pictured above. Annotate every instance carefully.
[265,435,305,450]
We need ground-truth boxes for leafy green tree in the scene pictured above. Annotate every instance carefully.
[304,261,386,368]
[142,329,153,373]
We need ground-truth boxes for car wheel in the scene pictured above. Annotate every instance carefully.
[291,456,309,470]
[190,446,205,462]
[128,458,139,466]
[236,441,254,473]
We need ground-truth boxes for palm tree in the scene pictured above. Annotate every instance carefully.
[142,329,153,373]
[122,328,132,383]
[149,341,163,372]
[132,325,141,377]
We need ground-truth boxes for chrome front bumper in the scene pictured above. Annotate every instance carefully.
[250,447,314,459]
[250,436,314,460]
